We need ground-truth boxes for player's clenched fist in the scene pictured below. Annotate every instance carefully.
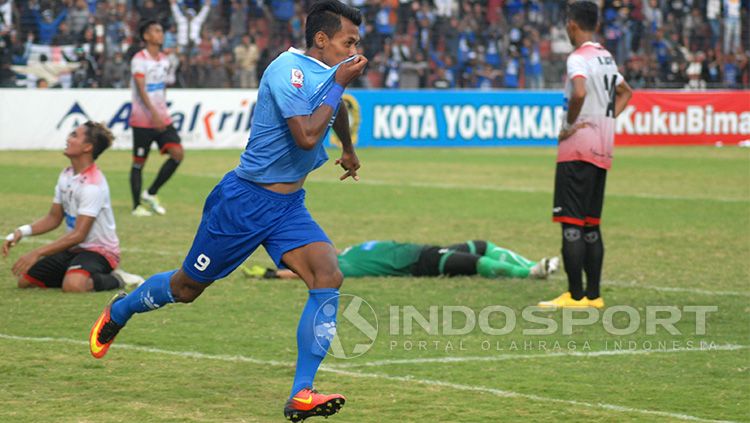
[335,55,368,87]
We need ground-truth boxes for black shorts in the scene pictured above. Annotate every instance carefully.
[553,161,607,226]
[132,125,181,162]
[24,250,113,288]
[410,246,479,277]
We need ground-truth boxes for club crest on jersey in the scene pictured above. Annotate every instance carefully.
[291,68,304,88]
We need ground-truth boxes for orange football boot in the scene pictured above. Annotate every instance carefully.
[284,388,346,422]
[89,292,127,358]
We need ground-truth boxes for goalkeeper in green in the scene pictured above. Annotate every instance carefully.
[244,240,558,280]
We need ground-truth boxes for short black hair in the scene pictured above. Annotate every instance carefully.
[139,19,161,42]
[567,1,599,32]
[305,0,362,49]
[83,121,114,160]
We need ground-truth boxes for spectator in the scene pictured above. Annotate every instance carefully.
[33,1,69,45]
[104,8,127,56]
[66,0,90,39]
[503,47,520,88]
[233,34,258,88]
[170,0,210,49]
[101,51,128,88]
[723,53,740,88]
[652,29,671,78]
[706,0,721,47]
[0,0,12,32]
[11,32,33,65]
[399,50,428,88]
[723,0,742,54]
[476,63,501,89]
[434,0,456,18]
[702,49,723,86]
[228,0,247,45]
[643,0,662,33]
[2,0,743,90]
[374,2,395,42]
[686,51,706,90]
[52,22,76,45]
[625,56,646,88]
[11,53,80,87]
[431,66,451,88]
[269,0,294,39]
[203,54,230,88]
[737,52,750,87]
[521,36,543,89]
[66,45,98,87]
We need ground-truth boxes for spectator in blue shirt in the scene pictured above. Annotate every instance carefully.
[504,47,520,88]
[33,5,68,45]
[521,38,543,89]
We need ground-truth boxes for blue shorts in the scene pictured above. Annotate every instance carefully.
[182,171,331,283]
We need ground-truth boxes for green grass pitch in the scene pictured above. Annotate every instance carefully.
[0,146,748,422]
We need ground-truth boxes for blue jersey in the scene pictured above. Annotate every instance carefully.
[236,48,343,183]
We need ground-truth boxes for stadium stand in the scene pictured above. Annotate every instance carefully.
[0,0,747,89]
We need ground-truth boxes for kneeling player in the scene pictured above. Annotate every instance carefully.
[3,122,142,292]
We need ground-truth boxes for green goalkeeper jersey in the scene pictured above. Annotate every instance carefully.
[337,240,425,277]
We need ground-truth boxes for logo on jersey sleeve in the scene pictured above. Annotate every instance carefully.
[291,68,304,88]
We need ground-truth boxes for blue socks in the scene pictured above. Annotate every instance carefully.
[110,270,176,325]
[290,288,340,397]
[109,273,339,398]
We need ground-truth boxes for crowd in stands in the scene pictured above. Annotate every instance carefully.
[0,0,748,89]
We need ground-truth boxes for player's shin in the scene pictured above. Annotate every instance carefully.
[562,224,586,300]
[477,257,530,279]
[91,273,122,291]
[149,157,181,195]
[290,288,339,397]
[583,226,604,299]
[110,269,176,325]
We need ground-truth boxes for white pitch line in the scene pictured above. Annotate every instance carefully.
[603,280,750,298]
[321,367,738,423]
[305,178,750,204]
[329,343,748,369]
[186,172,750,204]
[0,332,740,423]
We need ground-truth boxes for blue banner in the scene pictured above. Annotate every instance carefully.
[331,89,566,148]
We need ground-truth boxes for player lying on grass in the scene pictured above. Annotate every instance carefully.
[89,1,366,421]
[2,122,144,292]
[243,240,559,280]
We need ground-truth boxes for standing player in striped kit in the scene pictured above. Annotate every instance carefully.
[129,20,183,217]
[539,1,632,309]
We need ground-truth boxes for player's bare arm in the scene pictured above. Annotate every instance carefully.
[333,103,360,181]
[287,108,337,151]
[134,76,166,131]
[286,56,367,151]
[11,215,95,276]
[559,77,588,141]
[2,203,64,257]
[614,79,634,118]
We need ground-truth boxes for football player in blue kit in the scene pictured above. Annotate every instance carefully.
[89,1,367,420]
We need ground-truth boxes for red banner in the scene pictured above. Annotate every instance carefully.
[615,90,750,145]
